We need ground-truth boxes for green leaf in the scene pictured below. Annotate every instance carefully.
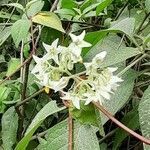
[4,3,24,11]
[83,3,100,14]
[32,12,65,33]
[70,102,98,126]
[6,58,20,76]
[84,35,141,67]
[11,19,31,47]
[83,30,107,55]
[113,107,139,150]
[61,0,77,9]
[145,0,150,13]
[26,0,44,17]
[37,120,100,150]
[96,0,112,15]
[15,101,65,150]
[0,26,11,46]
[2,107,18,150]
[109,18,135,37]
[138,86,150,150]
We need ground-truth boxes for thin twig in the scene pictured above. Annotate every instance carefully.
[136,13,150,34]
[0,55,32,85]
[62,20,103,28]
[115,0,129,20]
[15,88,45,107]
[68,113,73,150]
[50,0,59,12]
[92,101,150,145]
[117,54,146,77]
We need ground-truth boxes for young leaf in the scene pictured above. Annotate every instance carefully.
[26,0,44,17]
[11,19,31,47]
[138,86,150,150]
[96,0,112,15]
[0,26,11,46]
[61,0,77,9]
[6,58,20,76]
[37,120,100,150]
[15,101,65,150]
[32,12,65,33]
[2,107,18,150]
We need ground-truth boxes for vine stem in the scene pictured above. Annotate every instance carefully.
[68,112,73,150]
[117,54,146,77]
[92,101,150,145]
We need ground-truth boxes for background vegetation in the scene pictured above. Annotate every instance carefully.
[0,0,150,149]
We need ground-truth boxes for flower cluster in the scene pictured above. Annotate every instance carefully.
[31,31,123,109]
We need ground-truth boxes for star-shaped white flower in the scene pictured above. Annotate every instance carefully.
[31,55,48,74]
[43,39,61,64]
[69,30,92,48]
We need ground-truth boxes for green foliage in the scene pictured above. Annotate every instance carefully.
[2,107,18,150]
[37,120,100,150]
[0,0,149,149]
[15,101,65,150]
[139,86,150,150]
[11,19,31,47]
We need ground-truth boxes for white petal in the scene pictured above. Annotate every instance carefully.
[94,51,107,61]
[69,33,78,42]
[72,97,80,109]
[108,67,118,73]
[51,38,59,48]
[53,77,69,92]
[79,41,92,48]
[33,55,41,63]
[100,90,111,100]
[78,30,85,41]
[43,42,52,52]
[31,65,40,74]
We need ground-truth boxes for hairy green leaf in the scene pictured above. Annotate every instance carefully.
[37,120,100,150]
[2,107,18,150]
[15,101,65,150]
[139,86,150,150]
[84,35,141,67]
[145,0,150,13]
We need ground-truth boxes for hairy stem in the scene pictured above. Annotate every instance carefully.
[92,101,150,145]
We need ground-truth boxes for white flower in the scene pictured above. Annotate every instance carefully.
[61,92,80,109]
[43,39,61,64]
[92,51,107,67]
[69,30,92,48]
[31,55,48,74]
[50,77,69,92]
